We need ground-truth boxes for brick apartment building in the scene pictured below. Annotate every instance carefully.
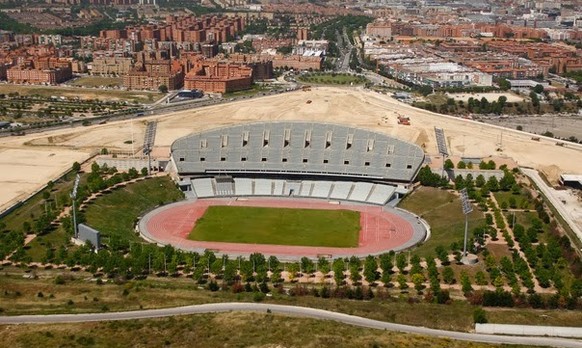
[272,54,322,71]
[91,57,133,75]
[184,61,252,93]
[228,53,273,80]
[7,56,72,84]
[123,53,183,90]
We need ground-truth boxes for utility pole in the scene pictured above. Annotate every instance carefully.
[460,188,474,264]
[70,174,80,239]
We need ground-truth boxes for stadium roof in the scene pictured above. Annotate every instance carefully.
[171,121,425,183]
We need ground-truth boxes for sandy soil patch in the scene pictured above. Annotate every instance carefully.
[0,148,91,211]
[446,92,525,103]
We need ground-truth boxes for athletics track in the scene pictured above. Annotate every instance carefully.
[139,197,427,260]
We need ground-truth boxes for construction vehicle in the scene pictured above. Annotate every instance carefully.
[397,115,410,125]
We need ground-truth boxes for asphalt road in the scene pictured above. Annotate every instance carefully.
[1,302,581,347]
[521,168,582,245]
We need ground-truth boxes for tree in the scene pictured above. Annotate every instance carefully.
[363,255,378,284]
[444,159,454,170]
[498,79,511,91]
[158,85,168,93]
[435,246,449,265]
[72,162,81,172]
[475,174,486,188]
[533,84,544,94]
[461,272,473,294]
[397,274,408,290]
[333,259,345,285]
[442,266,455,284]
[473,307,488,324]
[412,273,424,292]
[379,252,394,274]
[396,253,408,273]
[486,176,500,192]
[457,160,466,169]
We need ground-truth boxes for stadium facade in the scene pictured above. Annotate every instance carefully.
[170,122,425,206]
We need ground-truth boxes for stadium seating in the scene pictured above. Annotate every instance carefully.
[254,179,272,195]
[329,182,354,200]
[367,185,396,205]
[348,182,374,202]
[191,178,214,198]
[188,177,400,206]
[234,178,253,196]
[171,121,425,183]
[311,181,333,198]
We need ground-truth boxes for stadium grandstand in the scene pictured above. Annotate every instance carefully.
[170,122,425,206]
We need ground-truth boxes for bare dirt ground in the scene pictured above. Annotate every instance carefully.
[0,148,90,212]
[446,92,525,103]
[479,114,582,140]
[0,86,581,212]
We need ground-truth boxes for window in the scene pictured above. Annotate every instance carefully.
[282,158,288,163]
[346,134,353,150]
[220,157,226,162]
[323,159,329,164]
[221,135,228,148]
[284,129,291,147]
[367,139,375,152]
[263,130,270,147]
[385,163,391,168]
[179,157,185,162]
[364,161,370,166]
[200,139,207,148]
[242,131,249,147]
[200,157,206,162]
[304,129,311,148]
[386,144,394,154]
[302,159,308,163]
[325,131,332,149]
[261,157,267,162]
[407,164,412,169]
[241,157,247,162]
[344,160,350,165]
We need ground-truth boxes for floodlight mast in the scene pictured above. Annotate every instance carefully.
[460,188,473,259]
[70,174,80,239]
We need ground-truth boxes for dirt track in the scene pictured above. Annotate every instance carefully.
[1,86,581,212]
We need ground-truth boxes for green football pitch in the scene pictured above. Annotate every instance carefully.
[188,206,361,247]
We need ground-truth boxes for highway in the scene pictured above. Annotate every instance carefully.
[1,302,581,347]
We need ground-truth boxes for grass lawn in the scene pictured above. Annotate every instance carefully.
[69,76,122,88]
[298,72,368,85]
[83,177,184,243]
[189,206,360,247]
[398,187,485,258]
[0,84,162,104]
[1,313,502,348]
[493,191,532,210]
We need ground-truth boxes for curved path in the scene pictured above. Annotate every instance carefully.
[0,302,580,348]
[139,197,427,260]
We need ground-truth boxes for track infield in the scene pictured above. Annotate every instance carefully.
[140,198,427,260]
[189,206,360,247]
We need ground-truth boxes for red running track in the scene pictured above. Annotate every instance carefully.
[143,198,416,259]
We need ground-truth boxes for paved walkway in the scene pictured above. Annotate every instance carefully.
[0,302,580,347]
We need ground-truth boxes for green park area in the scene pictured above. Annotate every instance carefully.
[298,72,368,85]
[68,76,122,88]
[398,187,485,258]
[189,206,360,247]
[0,84,162,104]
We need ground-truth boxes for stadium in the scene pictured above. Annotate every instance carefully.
[139,121,430,260]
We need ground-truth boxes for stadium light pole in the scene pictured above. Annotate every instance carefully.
[460,188,473,262]
[70,174,80,239]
